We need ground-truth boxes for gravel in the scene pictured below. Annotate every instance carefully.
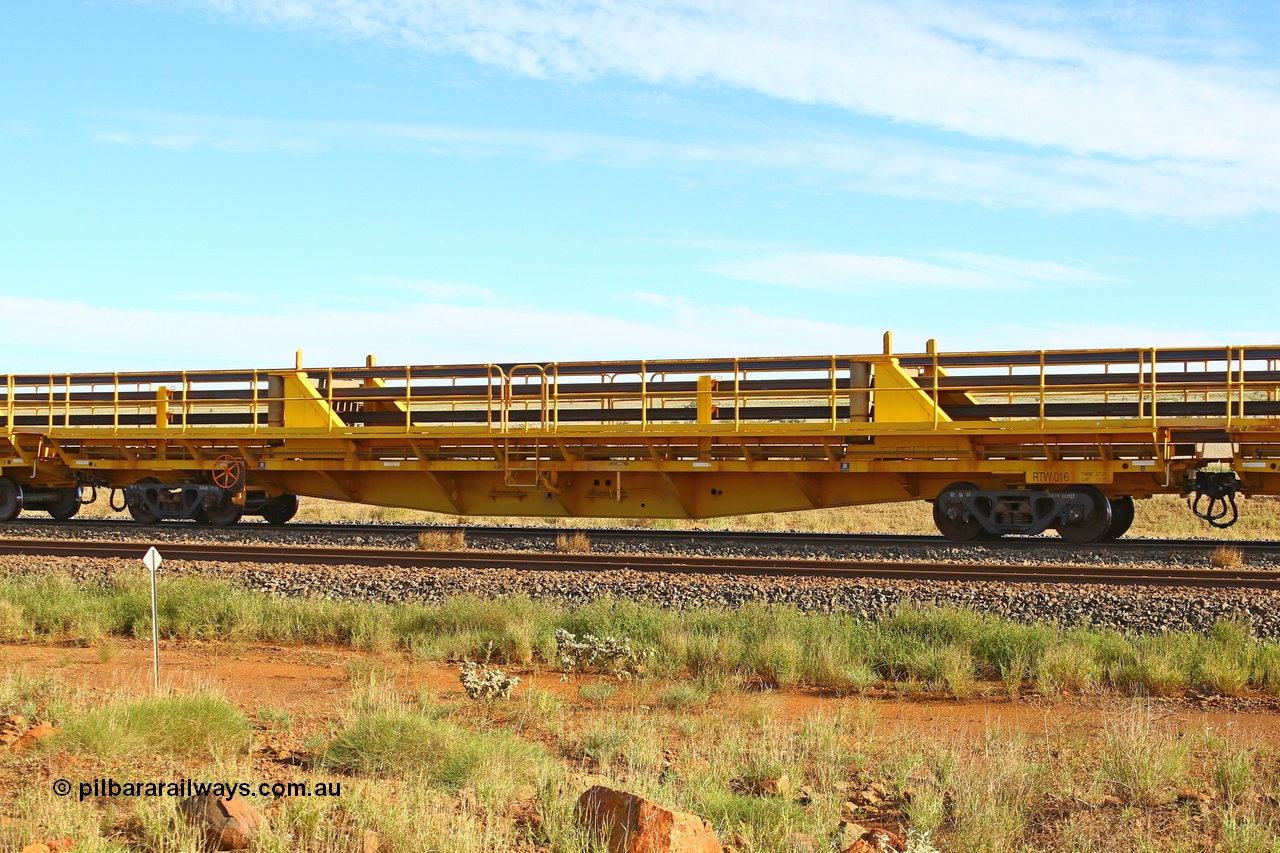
[4,552,1280,638]
[3,520,1278,570]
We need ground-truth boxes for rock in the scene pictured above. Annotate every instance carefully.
[784,832,820,853]
[834,821,869,848]
[11,723,59,752]
[729,775,791,798]
[360,829,381,853]
[576,785,721,853]
[842,828,907,853]
[725,831,752,851]
[178,795,264,851]
[19,844,50,853]
[793,785,814,806]
[46,841,75,853]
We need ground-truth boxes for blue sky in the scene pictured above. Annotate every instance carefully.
[3,1,1280,371]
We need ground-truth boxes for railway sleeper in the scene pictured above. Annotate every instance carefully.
[934,483,1125,544]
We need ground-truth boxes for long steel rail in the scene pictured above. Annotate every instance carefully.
[5,518,1280,557]
[2,538,1278,589]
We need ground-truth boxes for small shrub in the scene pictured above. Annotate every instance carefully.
[1034,643,1098,694]
[458,662,520,701]
[655,683,708,711]
[555,628,653,675]
[323,710,547,795]
[577,681,618,707]
[417,529,467,551]
[555,531,592,553]
[60,693,251,758]
[1098,708,1187,806]
[1210,546,1244,569]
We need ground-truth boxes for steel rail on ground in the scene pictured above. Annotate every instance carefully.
[2,538,1279,590]
[6,518,1280,557]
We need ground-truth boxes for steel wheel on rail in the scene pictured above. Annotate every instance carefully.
[202,494,244,527]
[1100,496,1135,541]
[127,477,160,525]
[1056,486,1113,544]
[0,477,21,522]
[46,487,82,521]
[260,494,299,526]
[933,482,993,542]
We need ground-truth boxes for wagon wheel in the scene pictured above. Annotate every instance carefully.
[47,487,82,520]
[1100,495,1135,541]
[210,455,245,491]
[261,494,299,526]
[0,476,21,522]
[128,477,160,525]
[1056,486,1113,544]
[202,493,244,527]
[932,481,993,542]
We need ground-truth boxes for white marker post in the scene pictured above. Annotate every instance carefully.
[142,546,163,692]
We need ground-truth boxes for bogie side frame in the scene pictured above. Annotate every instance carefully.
[4,336,1280,541]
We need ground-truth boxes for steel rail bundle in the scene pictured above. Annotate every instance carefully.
[5,335,1280,543]
[1,538,1277,590]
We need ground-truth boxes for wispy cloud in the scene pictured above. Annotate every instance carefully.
[356,276,495,302]
[158,1,1280,216]
[706,251,1104,291]
[88,110,1280,217]
[2,292,1267,374]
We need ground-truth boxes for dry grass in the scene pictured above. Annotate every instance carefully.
[554,531,592,553]
[416,529,467,551]
[1210,546,1245,569]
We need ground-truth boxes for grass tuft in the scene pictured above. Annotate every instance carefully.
[1210,546,1245,569]
[416,528,467,551]
[554,531,592,553]
[59,692,251,758]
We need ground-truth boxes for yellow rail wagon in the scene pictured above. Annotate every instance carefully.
[4,334,1280,543]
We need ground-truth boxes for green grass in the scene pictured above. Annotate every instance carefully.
[322,710,551,804]
[58,692,251,758]
[4,573,1280,700]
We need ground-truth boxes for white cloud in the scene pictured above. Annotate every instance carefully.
[2,293,1270,375]
[706,251,1103,291]
[89,110,1280,216]
[356,276,495,302]
[161,0,1280,216]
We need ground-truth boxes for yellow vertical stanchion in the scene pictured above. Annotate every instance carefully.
[1226,347,1234,429]
[1150,349,1158,426]
[1038,351,1046,427]
[112,374,119,431]
[251,370,259,434]
[830,356,839,429]
[927,340,939,429]
[640,362,648,430]
[737,356,747,427]
[552,363,560,431]
[405,365,413,432]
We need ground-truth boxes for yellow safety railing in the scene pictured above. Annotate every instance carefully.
[4,344,1280,440]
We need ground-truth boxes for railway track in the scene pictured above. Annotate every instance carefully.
[5,517,1280,557]
[2,537,1278,589]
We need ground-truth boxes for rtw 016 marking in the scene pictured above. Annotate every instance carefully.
[1027,471,1110,484]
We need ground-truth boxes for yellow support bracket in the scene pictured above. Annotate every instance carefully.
[873,360,952,424]
[278,373,347,430]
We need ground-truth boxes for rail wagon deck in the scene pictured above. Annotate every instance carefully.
[4,334,1280,542]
